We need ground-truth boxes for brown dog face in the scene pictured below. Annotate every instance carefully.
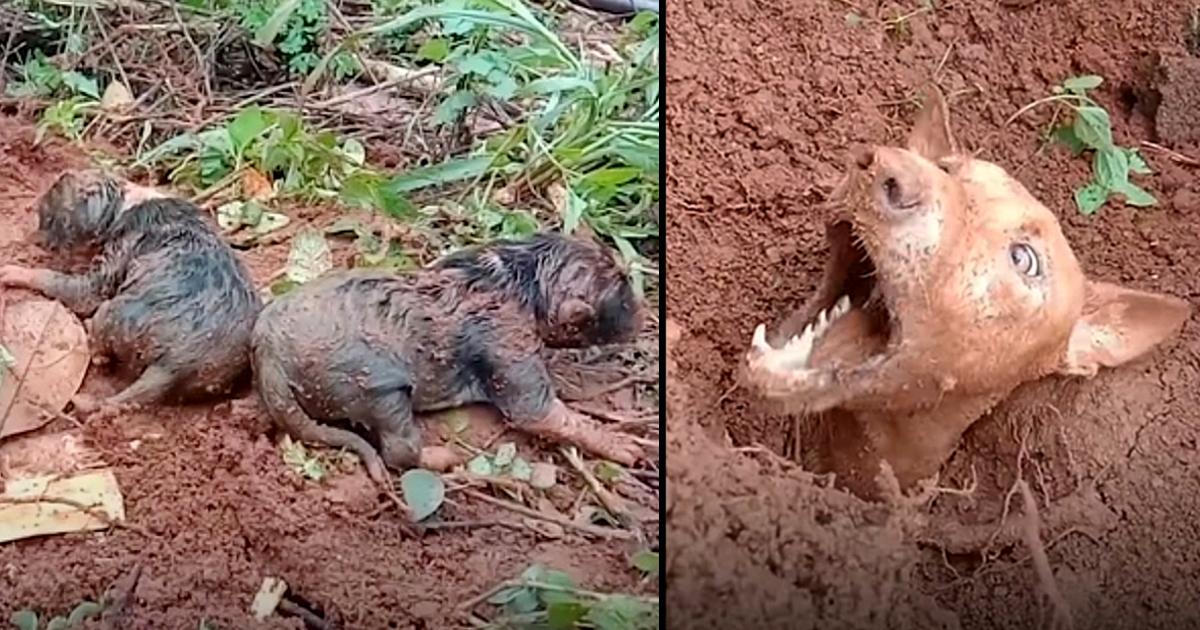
[742,89,1190,417]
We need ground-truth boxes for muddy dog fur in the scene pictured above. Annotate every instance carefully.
[251,232,646,483]
[0,169,261,409]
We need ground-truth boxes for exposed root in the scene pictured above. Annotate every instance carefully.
[1018,479,1074,630]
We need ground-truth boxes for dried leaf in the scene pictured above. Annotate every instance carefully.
[100,81,134,112]
[0,298,90,439]
[241,168,275,202]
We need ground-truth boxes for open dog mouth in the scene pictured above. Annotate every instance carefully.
[749,218,897,373]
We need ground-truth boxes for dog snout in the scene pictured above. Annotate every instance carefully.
[871,147,927,217]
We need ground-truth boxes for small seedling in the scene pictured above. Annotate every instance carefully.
[280,435,330,481]
[483,564,658,630]
[466,442,536,483]
[1010,75,1155,215]
[10,600,104,630]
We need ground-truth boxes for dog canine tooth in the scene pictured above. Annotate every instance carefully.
[751,323,772,353]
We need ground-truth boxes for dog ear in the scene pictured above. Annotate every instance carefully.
[1057,280,1191,377]
[906,85,958,161]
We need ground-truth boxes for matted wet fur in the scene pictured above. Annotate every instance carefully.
[0,169,261,409]
[251,232,645,483]
[741,88,1191,498]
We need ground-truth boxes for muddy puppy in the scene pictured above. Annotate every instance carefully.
[0,169,261,410]
[251,232,645,483]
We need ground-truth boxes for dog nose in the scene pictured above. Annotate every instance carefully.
[872,147,926,216]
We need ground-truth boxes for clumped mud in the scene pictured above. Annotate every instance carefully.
[667,0,1200,628]
[0,119,657,628]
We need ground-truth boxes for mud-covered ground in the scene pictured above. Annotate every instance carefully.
[666,1,1200,628]
[0,117,660,629]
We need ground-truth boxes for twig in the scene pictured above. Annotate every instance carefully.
[1018,480,1074,630]
[0,495,151,537]
[99,564,143,630]
[461,489,634,540]
[277,599,330,630]
[1140,141,1200,167]
[560,446,637,526]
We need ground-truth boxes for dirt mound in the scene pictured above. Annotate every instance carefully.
[666,0,1200,628]
[664,321,958,629]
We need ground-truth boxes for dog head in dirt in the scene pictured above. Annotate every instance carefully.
[433,232,643,348]
[743,87,1190,418]
[31,169,167,252]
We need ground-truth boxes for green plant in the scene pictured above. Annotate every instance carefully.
[1010,75,1155,215]
[485,564,658,629]
[315,0,659,285]
[140,106,408,216]
[232,0,358,77]
[10,601,104,630]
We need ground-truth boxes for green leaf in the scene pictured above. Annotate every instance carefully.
[1125,148,1151,174]
[494,442,517,468]
[254,0,303,47]
[67,601,104,625]
[1072,106,1113,150]
[1062,74,1103,93]
[285,228,333,284]
[1074,182,1109,215]
[547,601,588,629]
[582,167,642,190]
[467,454,494,476]
[341,138,366,165]
[400,469,445,522]
[227,107,271,154]
[417,38,452,63]
[1093,147,1129,190]
[1112,180,1157,207]
[631,550,659,575]
[563,187,587,235]
[523,76,596,97]
[507,588,540,614]
[1051,124,1085,156]
[509,456,533,481]
[594,461,623,483]
[433,90,478,125]
[46,616,68,630]
[385,156,491,194]
[61,71,99,99]
[9,610,38,630]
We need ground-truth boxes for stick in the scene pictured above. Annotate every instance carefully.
[560,446,637,527]
[461,489,634,540]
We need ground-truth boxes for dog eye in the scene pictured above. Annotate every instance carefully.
[1009,243,1041,277]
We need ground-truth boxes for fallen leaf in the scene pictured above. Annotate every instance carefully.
[530,462,557,489]
[100,81,134,112]
[494,442,517,468]
[400,469,445,522]
[0,298,90,439]
[0,470,124,544]
[241,168,275,202]
[285,228,333,284]
[250,577,288,620]
[467,454,494,477]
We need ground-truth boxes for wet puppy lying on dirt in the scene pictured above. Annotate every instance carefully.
[0,170,261,410]
[742,89,1191,498]
[252,232,645,483]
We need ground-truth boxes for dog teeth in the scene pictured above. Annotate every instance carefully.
[749,295,855,370]
[834,295,851,318]
[751,323,771,353]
